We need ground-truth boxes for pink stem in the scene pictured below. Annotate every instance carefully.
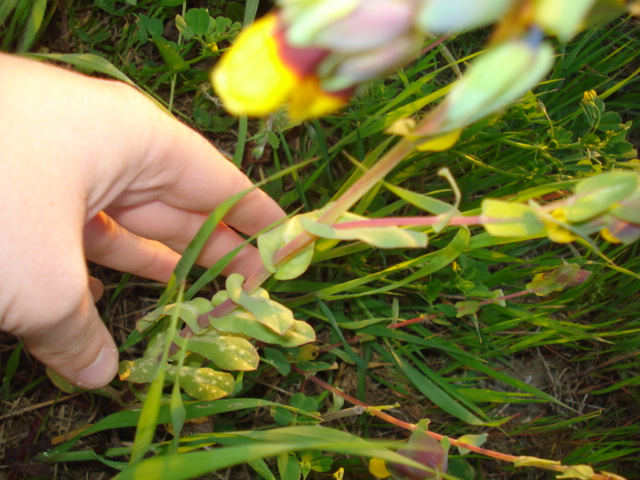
[332,216,481,229]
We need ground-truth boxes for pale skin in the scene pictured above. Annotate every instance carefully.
[0,53,286,389]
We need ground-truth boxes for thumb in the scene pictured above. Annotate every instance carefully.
[20,285,119,389]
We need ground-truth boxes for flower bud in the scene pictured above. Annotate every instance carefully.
[417,0,512,34]
[429,32,554,133]
[533,0,597,43]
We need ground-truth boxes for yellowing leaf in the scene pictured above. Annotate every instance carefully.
[385,118,417,137]
[481,199,545,237]
[457,433,489,455]
[514,456,561,468]
[417,129,462,152]
[556,465,595,479]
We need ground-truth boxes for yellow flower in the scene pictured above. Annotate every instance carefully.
[368,458,391,478]
[212,14,297,116]
[211,13,351,120]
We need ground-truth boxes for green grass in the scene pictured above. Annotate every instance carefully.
[1,2,640,480]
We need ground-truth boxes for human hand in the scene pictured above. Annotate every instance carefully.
[0,53,285,389]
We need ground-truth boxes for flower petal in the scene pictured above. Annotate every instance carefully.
[289,77,351,120]
[211,14,297,116]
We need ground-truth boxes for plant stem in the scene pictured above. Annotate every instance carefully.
[191,137,419,331]
[298,367,626,480]
[273,137,418,266]
[332,215,481,229]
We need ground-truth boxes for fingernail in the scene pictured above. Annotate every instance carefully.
[77,346,119,389]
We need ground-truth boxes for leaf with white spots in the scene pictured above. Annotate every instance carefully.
[175,332,260,371]
[169,366,235,401]
[118,357,159,383]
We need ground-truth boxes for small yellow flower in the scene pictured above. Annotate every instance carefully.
[600,227,621,244]
[369,458,391,478]
[544,209,578,243]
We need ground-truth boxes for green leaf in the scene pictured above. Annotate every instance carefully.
[137,13,163,38]
[263,347,292,375]
[118,357,159,384]
[300,214,428,249]
[184,8,212,37]
[611,188,640,223]
[278,453,301,480]
[389,347,486,425]
[135,297,212,334]
[384,182,454,216]
[174,333,259,371]
[169,366,235,401]
[258,214,316,280]
[17,0,46,52]
[481,199,545,237]
[226,274,295,335]
[213,310,316,347]
[565,171,638,222]
[249,458,277,480]
[152,35,190,72]
[24,53,136,86]
[46,368,77,394]
[455,301,480,318]
[113,426,436,480]
[170,379,186,442]
[175,14,194,41]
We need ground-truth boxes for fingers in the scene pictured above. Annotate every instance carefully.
[1,253,119,389]
[105,202,266,279]
[123,115,286,237]
[88,276,105,302]
[22,288,119,389]
[83,212,181,283]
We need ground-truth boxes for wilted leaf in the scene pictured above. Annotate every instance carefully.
[386,424,448,480]
[527,264,592,296]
